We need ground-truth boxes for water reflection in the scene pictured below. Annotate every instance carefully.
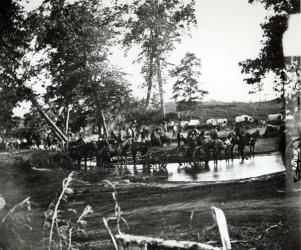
[75,153,285,183]
[125,153,285,182]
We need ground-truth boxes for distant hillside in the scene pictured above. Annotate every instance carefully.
[165,100,282,122]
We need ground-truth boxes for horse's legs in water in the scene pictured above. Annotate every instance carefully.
[230,145,234,161]
[251,142,255,157]
[249,144,253,158]
[204,149,210,167]
[225,148,230,163]
[239,145,245,163]
[212,149,217,166]
[218,149,222,163]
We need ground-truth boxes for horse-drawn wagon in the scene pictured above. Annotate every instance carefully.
[140,145,168,172]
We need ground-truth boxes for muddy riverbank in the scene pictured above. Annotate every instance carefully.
[0,137,301,250]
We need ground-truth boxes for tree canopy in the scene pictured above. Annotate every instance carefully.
[28,0,133,135]
[121,0,197,115]
[170,52,208,113]
[0,0,35,133]
[239,0,292,87]
[239,0,299,116]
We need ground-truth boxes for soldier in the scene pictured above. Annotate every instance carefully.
[210,127,218,140]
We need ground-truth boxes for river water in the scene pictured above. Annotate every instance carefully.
[125,153,286,182]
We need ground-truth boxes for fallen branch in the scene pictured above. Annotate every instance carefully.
[114,234,222,250]
[256,221,283,240]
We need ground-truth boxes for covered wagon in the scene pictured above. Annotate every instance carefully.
[235,115,254,123]
[206,119,217,126]
[189,119,200,127]
[216,118,227,125]
[267,113,283,125]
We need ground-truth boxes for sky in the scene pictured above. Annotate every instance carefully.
[108,0,275,102]
[14,0,300,116]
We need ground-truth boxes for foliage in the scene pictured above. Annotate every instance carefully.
[30,0,133,135]
[103,180,129,250]
[170,52,208,112]
[165,112,179,122]
[0,197,33,249]
[0,0,33,97]
[43,172,93,250]
[238,0,301,124]
[238,0,293,95]
[120,0,197,109]
[0,0,36,132]
[0,89,17,132]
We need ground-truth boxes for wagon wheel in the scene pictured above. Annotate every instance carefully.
[145,146,168,173]
[285,137,301,182]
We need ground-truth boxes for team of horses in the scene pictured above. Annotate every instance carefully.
[177,128,260,168]
[67,127,261,169]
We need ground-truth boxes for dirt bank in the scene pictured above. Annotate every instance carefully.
[69,173,301,250]
[1,137,300,250]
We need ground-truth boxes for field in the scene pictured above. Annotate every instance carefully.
[165,99,282,123]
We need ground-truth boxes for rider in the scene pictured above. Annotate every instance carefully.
[234,123,244,137]
[77,132,85,144]
[126,122,135,140]
[209,127,218,140]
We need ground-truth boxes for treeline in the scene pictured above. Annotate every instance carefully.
[1,0,208,138]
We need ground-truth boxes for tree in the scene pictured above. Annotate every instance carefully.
[239,0,294,117]
[239,0,300,192]
[170,52,208,116]
[121,0,197,117]
[32,0,131,138]
[0,0,33,126]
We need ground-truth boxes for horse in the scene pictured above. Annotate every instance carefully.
[245,130,260,157]
[227,129,259,163]
[177,134,198,167]
[97,138,133,167]
[223,138,232,163]
[139,128,150,143]
[150,128,171,147]
[212,139,227,165]
[68,139,98,169]
[151,128,162,146]
[195,134,215,166]
[130,140,151,167]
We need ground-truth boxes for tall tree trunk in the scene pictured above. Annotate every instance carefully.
[145,52,154,109]
[65,104,70,148]
[92,82,108,139]
[156,58,165,118]
[100,109,108,138]
[31,99,67,142]
[65,105,70,134]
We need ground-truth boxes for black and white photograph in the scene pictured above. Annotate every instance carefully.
[0,0,300,249]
